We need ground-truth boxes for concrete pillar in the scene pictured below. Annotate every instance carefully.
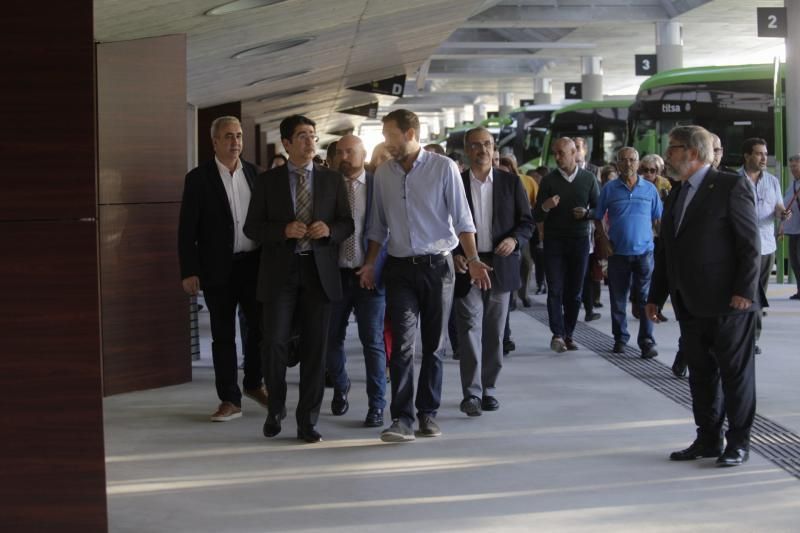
[581,56,603,101]
[444,109,456,129]
[656,21,683,72]
[473,101,487,123]
[430,114,442,138]
[453,109,464,127]
[534,78,552,104]
[462,104,474,124]
[787,1,800,159]
[499,92,515,115]
[187,103,197,170]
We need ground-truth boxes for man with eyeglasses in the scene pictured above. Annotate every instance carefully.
[360,109,490,442]
[647,125,761,467]
[245,115,354,443]
[452,127,533,417]
[737,138,791,353]
[592,147,662,358]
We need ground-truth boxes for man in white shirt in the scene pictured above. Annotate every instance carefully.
[737,138,791,351]
[178,116,267,422]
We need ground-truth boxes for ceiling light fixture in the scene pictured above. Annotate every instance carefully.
[247,69,311,87]
[205,0,288,16]
[232,38,314,59]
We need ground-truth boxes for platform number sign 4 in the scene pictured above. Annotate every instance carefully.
[565,83,582,100]
[635,55,657,76]
[757,7,786,38]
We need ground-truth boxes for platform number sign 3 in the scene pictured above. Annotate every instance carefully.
[757,7,786,38]
[564,83,582,100]
[635,55,657,76]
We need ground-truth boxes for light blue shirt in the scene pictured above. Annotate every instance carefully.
[594,176,661,255]
[367,148,476,257]
[783,178,800,235]
[738,167,782,254]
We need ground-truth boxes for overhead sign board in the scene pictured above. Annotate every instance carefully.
[348,74,406,97]
[757,7,787,38]
[635,54,658,76]
[337,101,379,119]
[564,83,582,100]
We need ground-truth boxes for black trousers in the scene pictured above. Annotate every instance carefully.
[384,254,454,426]
[202,252,262,407]
[679,310,757,449]
[261,254,331,428]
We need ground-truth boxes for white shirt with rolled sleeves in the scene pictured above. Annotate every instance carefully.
[367,148,476,257]
[738,167,783,255]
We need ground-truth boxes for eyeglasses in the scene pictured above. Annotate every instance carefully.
[640,167,657,173]
[666,144,687,152]
[467,141,493,151]
[713,148,723,153]
[295,132,319,143]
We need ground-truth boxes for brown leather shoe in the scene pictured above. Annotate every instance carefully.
[210,401,242,422]
[243,385,269,409]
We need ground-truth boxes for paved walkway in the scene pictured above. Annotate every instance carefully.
[104,283,800,532]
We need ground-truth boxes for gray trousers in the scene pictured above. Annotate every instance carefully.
[455,280,511,400]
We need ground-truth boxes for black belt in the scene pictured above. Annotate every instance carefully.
[232,250,258,260]
[390,252,448,265]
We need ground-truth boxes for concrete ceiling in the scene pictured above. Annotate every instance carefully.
[94,0,787,143]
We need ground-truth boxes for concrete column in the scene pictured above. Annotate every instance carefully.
[463,104,474,124]
[473,101,487,123]
[499,92,515,115]
[454,109,464,127]
[429,114,442,138]
[787,1,800,159]
[656,21,683,72]
[444,109,456,129]
[187,103,197,170]
[534,78,552,104]
[581,56,603,101]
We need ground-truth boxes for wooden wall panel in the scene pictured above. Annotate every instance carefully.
[97,36,191,396]
[0,221,107,532]
[99,204,191,395]
[0,3,95,221]
[97,35,187,205]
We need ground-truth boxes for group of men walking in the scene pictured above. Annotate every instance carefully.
[179,108,797,467]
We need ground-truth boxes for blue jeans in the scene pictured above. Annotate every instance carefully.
[607,251,655,348]
[543,235,589,339]
[326,269,387,409]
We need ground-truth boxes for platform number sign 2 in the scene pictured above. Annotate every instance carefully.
[635,55,657,76]
[757,7,786,38]
[564,83,582,100]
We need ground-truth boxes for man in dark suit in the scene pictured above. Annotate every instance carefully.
[453,127,533,416]
[244,115,354,443]
[646,125,761,467]
[325,134,388,428]
[178,115,267,422]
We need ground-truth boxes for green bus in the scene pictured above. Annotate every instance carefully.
[536,100,632,171]
[628,62,791,282]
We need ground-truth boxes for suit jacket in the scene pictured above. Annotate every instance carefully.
[178,158,259,287]
[648,167,761,319]
[243,163,354,302]
[454,168,534,298]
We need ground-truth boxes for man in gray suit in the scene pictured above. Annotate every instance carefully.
[453,127,533,416]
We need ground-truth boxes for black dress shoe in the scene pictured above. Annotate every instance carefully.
[331,379,351,416]
[297,425,323,443]
[481,395,500,411]
[754,345,762,355]
[669,440,723,461]
[716,446,749,467]
[364,407,384,427]
[263,408,287,438]
[521,296,532,307]
[672,352,687,378]
[594,301,603,308]
[585,312,601,322]
[503,339,516,354]
[612,341,626,354]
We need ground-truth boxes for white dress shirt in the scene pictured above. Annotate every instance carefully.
[557,165,579,183]
[469,169,494,253]
[339,170,367,268]
[215,156,256,253]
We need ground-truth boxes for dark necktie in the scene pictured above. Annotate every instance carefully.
[672,181,691,234]
[295,168,311,248]
[343,179,357,262]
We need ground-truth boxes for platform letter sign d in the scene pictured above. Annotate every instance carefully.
[757,7,786,38]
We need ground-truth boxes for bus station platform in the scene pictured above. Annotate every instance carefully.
[103,284,800,532]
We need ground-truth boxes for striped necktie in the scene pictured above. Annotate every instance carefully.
[295,168,312,248]
[343,179,357,262]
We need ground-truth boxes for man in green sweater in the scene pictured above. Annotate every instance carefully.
[533,138,600,352]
